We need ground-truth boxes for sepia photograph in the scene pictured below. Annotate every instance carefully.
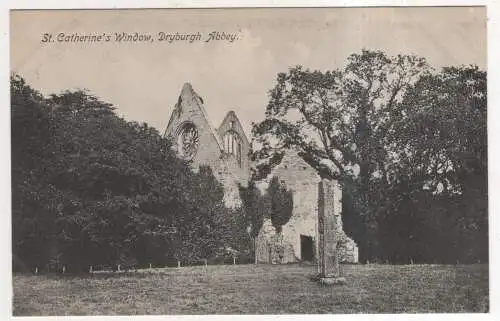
[9,6,488,316]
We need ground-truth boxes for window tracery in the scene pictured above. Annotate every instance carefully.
[176,122,199,160]
[223,130,242,167]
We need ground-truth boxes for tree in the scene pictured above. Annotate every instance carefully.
[238,180,266,262]
[238,181,265,238]
[11,74,242,271]
[11,74,57,270]
[391,65,487,263]
[252,50,429,262]
[170,165,229,264]
[267,176,293,234]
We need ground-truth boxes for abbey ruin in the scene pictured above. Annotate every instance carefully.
[164,83,358,264]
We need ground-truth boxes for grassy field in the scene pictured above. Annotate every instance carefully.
[12,263,488,315]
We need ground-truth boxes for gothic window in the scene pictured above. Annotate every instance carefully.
[176,122,199,160]
[223,130,242,167]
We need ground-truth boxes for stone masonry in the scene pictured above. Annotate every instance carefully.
[163,83,250,208]
[255,153,358,264]
[164,83,358,264]
[318,179,342,280]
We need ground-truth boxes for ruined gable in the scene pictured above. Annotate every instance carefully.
[214,112,251,207]
[164,83,251,208]
[217,111,251,172]
[164,83,223,168]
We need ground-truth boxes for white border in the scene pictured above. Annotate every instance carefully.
[0,0,494,9]
[2,1,498,321]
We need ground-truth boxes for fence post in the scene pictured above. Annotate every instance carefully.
[35,266,38,275]
[89,265,93,273]
[177,261,181,268]
[204,259,208,267]
[254,238,258,265]
[233,257,236,265]
[149,263,152,269]
[62,265,66,274]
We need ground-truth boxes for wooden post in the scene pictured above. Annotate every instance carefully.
[62,265,66,274]
[177,261,181,268]
[35,266,38,275]
[233,257,236,265]
[204,259,208,267]
[89,265,93,273]
[254,238,257,265]
[149,263,152,269]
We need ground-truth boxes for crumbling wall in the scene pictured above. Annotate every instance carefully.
[256,152,359,264]
[214,154,250,208]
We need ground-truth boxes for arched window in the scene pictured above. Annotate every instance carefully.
[223,130,242,167]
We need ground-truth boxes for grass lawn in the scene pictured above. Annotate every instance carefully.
[12,263,488,315]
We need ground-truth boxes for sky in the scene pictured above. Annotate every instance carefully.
[10,7,486,137]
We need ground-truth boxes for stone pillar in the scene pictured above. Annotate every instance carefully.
[317,179,345,285]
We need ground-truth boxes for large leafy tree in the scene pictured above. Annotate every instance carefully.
[389,65,488,263]
[252,50,487,263]
[252,50,429,262]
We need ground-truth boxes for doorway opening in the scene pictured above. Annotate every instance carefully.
[300,234,314,262]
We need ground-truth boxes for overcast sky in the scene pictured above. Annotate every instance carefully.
[10,7,486,137]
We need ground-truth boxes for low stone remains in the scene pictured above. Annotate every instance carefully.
[255,153,358,265]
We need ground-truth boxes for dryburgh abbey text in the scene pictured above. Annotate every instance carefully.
[41,31,240,44]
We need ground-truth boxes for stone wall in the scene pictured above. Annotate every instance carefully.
[256,153,320,263]
[255,219,296,264]
[214,154,250,208]
[256,152,359,264]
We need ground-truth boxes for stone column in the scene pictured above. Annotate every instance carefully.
[317,179,345,285]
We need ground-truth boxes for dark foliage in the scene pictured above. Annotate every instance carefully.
[11,74,240,272]
[252,50,487,264]
[267,176,294,234]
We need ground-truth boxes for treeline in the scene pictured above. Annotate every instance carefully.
[12,48,488,270]
[252,50,488,264]
[11,75,252,273]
